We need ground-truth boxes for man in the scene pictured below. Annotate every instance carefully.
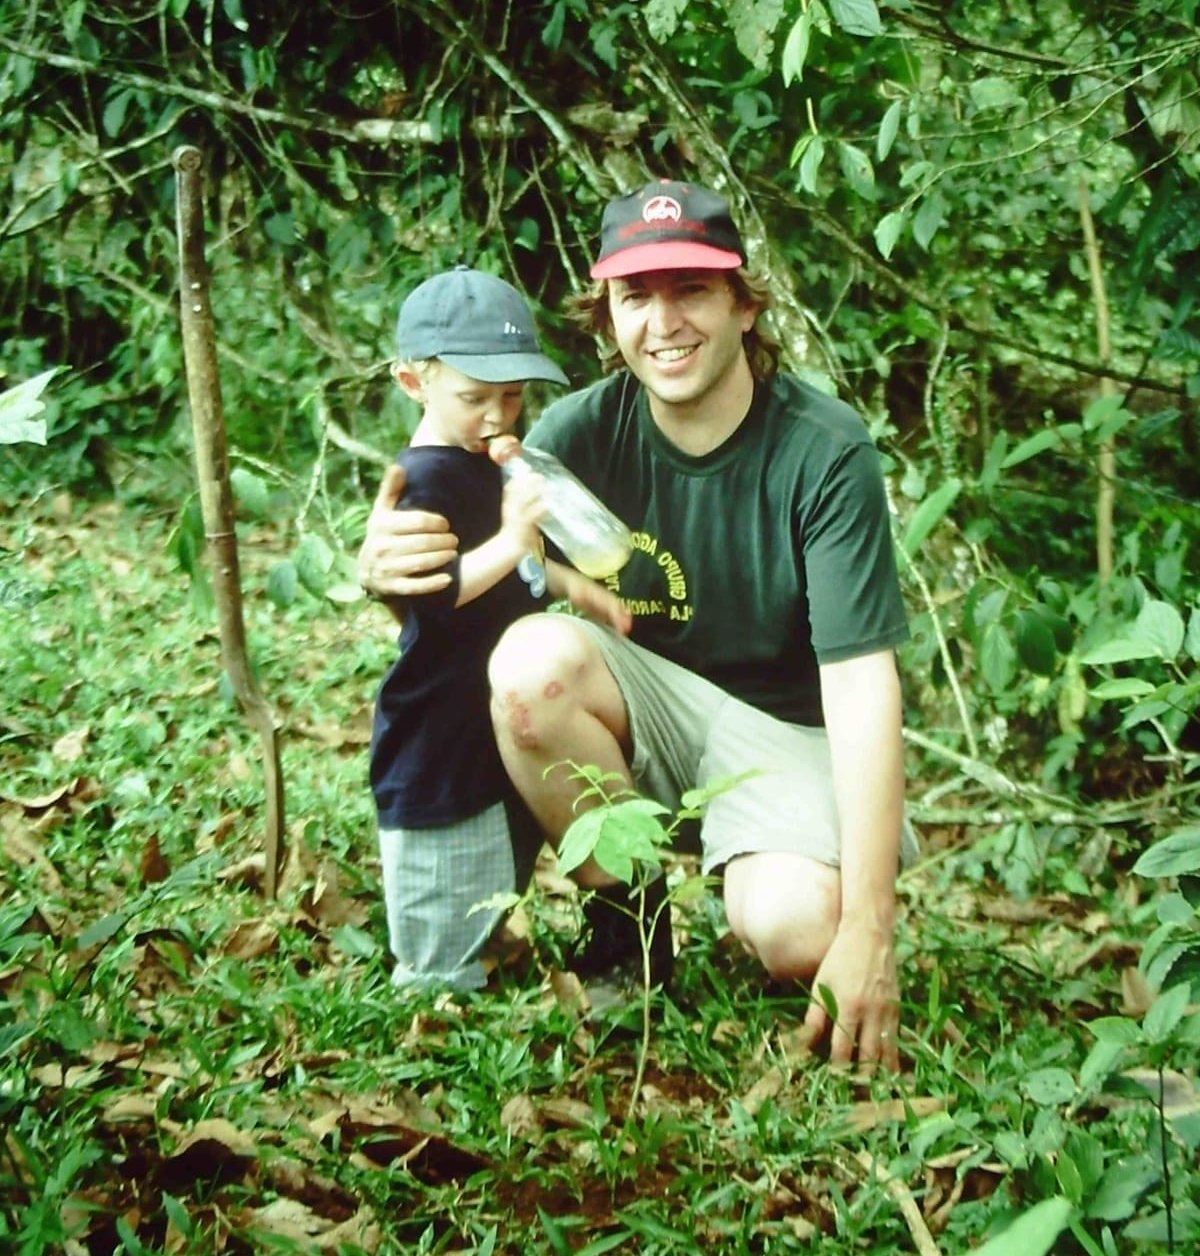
[359,179,915,1068]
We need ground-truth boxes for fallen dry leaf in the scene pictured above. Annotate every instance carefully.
[223,919,278,961]
[140,833,170,885]
[1118,1067,1200,1120]
[739,1065,786,1116]
[1121,966,1154,1016]
[500,1094,542,1140]
[102,1094,160,1123]
[0,780,78,810]
[540,1095,604,1131]
[52,725,90,763]
[841,1095,947,1133]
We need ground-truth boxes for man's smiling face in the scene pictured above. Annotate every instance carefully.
[606,269,757,419]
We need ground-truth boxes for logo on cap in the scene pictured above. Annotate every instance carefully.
[643,195,682,223]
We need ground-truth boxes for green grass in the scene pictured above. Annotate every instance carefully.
[1,492,1197,1255]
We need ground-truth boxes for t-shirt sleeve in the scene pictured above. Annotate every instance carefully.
[801,442,909,663]
[395,455,462,618]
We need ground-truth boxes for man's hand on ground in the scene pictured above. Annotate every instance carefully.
[801,921,900,1072]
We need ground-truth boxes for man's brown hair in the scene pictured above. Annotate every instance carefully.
[568,269,781,382]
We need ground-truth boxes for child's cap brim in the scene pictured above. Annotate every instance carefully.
[438,351,569,387]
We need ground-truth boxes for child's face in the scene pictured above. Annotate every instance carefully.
[396,361,525,454]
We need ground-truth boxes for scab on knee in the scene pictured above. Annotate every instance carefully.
[495,688,538,750]
[488,615,589,749]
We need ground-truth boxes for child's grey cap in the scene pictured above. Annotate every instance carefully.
[395,266,569,386]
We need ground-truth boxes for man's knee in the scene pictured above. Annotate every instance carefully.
[488,615,592,750]
[723,854,841,981]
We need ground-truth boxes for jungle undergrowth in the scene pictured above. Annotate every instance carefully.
[1,492,1197,1255]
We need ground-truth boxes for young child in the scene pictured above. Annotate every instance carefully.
[369,266,629,991]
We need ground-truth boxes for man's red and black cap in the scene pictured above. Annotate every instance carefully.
[590,179,746,280]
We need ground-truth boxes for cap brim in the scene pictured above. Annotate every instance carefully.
[438,352,569,387]
[590,241,744,279]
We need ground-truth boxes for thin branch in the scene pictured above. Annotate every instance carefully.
[897,550,979,761]
[851,1149,944,1256]
[799,202,1185,397]
[895,7,1070,67]
[902,727,1080,817]
[0,34,525,148]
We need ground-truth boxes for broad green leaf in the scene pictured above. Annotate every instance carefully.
[1133,827,1200,878]
[1082,393,1125,430]
[1079,637,1159,665]
[1088,1015,1143,1045]
[1186,608,1200,662]
[781,11,811,86]
[1023,1067,1076,1106]
[972,1196,1074,1256]
[829,0,882,37]
[266,560,298,608]
[576,1231,635,1256]
[838,141,876,200]
[979,430,1008,492]
[161,1193,192,1239]
[728,0,781,70]
[799,134,825,193]
[222,0,249,32]
[102,89,130,138]
[294,533,335,597]
[230,467,270,518]
[1086,1154,1160,1222]
[877,99,901,160]
[1080,1037,1130,1093]
[670,875,710,904]
[1089,678,1157,699]
[899,159,934,189]
[901,476,961,557]
[1001,426,1069,469]
[912,192,946,249]
[1144,982,1191,1042]
[331,923,379,959]
[643,0,688,41]
[1133,598,1184,659]
[324,581,365,604]
[78,911,129,950]
[557,808,607,877]
[1014,608,1057,676]
[0,367,62,445]
[969,76,1019,111]
[542,1,566,49]
[873,210,906,259]
[980,621,1017,693]
[1055,1151,1083,1204]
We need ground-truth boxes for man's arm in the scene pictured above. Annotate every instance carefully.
[357,465,460,617]
[804,647,906,1070]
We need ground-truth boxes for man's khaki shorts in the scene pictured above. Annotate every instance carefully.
[572,620,919,875]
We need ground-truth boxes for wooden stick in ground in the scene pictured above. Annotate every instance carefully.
[1078,176,1118,586]
[852,1149,943,1256]
[172,144,285,898]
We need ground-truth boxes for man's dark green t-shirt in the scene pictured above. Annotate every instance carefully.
[525,371,908,727]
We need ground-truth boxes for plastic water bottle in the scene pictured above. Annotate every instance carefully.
[494,443,634,579]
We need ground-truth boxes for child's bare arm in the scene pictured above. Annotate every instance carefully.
[546,560,632,635]
[454,473,544,608]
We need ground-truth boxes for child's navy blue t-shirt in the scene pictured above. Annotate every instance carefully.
[369,447,549,828]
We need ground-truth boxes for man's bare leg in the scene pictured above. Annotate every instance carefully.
[488,614,632,884]
[488,615,672,984]
[722,851,840,980]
